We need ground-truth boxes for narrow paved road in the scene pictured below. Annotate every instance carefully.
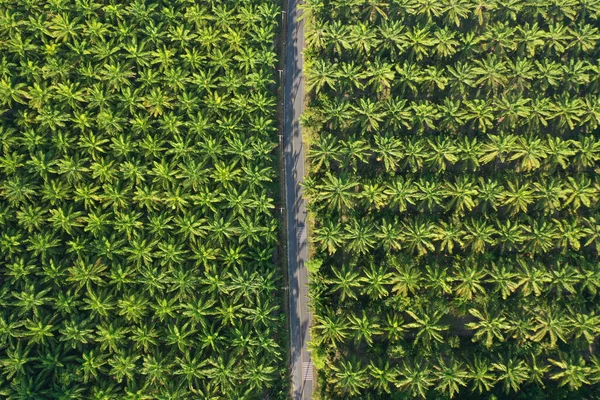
[283,0,313,399]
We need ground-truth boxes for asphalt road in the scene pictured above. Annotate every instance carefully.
[283,0,313,399]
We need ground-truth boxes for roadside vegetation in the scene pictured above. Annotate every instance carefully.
[302,1,600,398]
[0,0,286,398]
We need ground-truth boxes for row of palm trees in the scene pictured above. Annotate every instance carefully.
[303,0,600,398]
[323,351,600,398]
[305,20,600,59]
[305,93,600,135]
[309,255,600,398]
[306,172,599,215]
[309,133,600,174]
[311,254,600,303]
[303,0,600,26]
[311,215,600,256]
[0,0,286,398]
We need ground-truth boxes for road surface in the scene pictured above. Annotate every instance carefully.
[283,0,313,399]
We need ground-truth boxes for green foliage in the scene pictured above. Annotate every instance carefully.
[304,0,600,398]
[0,0,285,398]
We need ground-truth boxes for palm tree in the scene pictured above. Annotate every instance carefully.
[308,133,341,172]
[574,135,600,169]
[350,22,381,56]
[378,19,405,57]
[405,309,448,348]
[339,135,371,171]
[444,176,479,215]
[325,20,352,55]
[304,17,326,51]
[352,98,385,132]
[410,101,440,132]
[401,218,436,256]
[382,312,406,342]
[443,0,472,26]
[306,59,338,94]
[329,263,362,302]
[374,134,403,172]
[313,220,345,255]
[362,58,395,92]
[548,354,591,390]
[463,99,496,132]
[433,219,465,254]
[533,178,567,214]
[21,314,56,346]
[494,219,525,254]
[509,136,548,172]
[416,178,444,212]
[548,262,581,296]
[395,61,423,95]
[528,306,569,348]
[336,62,364,92]
[344,219,377,255]
[403,137,428,172]
[563,175,597,210]
[376,218,403,252]
[516,258,551,296]
[447,61,476,96]
[492,355,529,393]
[369,359,396,394]
[427,136,458,171]
[568,23,600,53]
[349,310,381,345]
[450,264,487,300]
[467,355,496,393]
[550,96,584,130]
[523,220,557,254]
[568,309,600,345]
[315,172,359,212]
[554,219,585,252]
[360,263,392,299]
[433,357,468,399]
[313,309,349,349]
[243,358,276,392]
[472,55,508,94]
[395,358,435,398]
[205,356,237,395]
[363,0,389,22]
[463,219,497,253]
[466,307,509,348]
[391,263,422,297]
[434,27,459,58]
[500,180,535,215]
[331,358,368,396]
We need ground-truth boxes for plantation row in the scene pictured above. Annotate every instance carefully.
[312,253,600,302]
[308,58,600,95]
[307,94,600,135]
[311,215,600,256]
[0,0,285,399]
[309,254,600,398]
[303,0,600,399]
[316,351,600,399]
[308,172,600,213]
[309,133,600,173]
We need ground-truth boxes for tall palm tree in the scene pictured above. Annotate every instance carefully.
[330,358,368,396]
[433,356,468,399]
[492,355,530,393]
[313,309,349,349]
[405,308,448,348]
[466,307,509,348]
[395,358,435,398]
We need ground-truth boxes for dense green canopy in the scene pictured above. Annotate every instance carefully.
[303,0,600,398]
[0,0,285,398]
